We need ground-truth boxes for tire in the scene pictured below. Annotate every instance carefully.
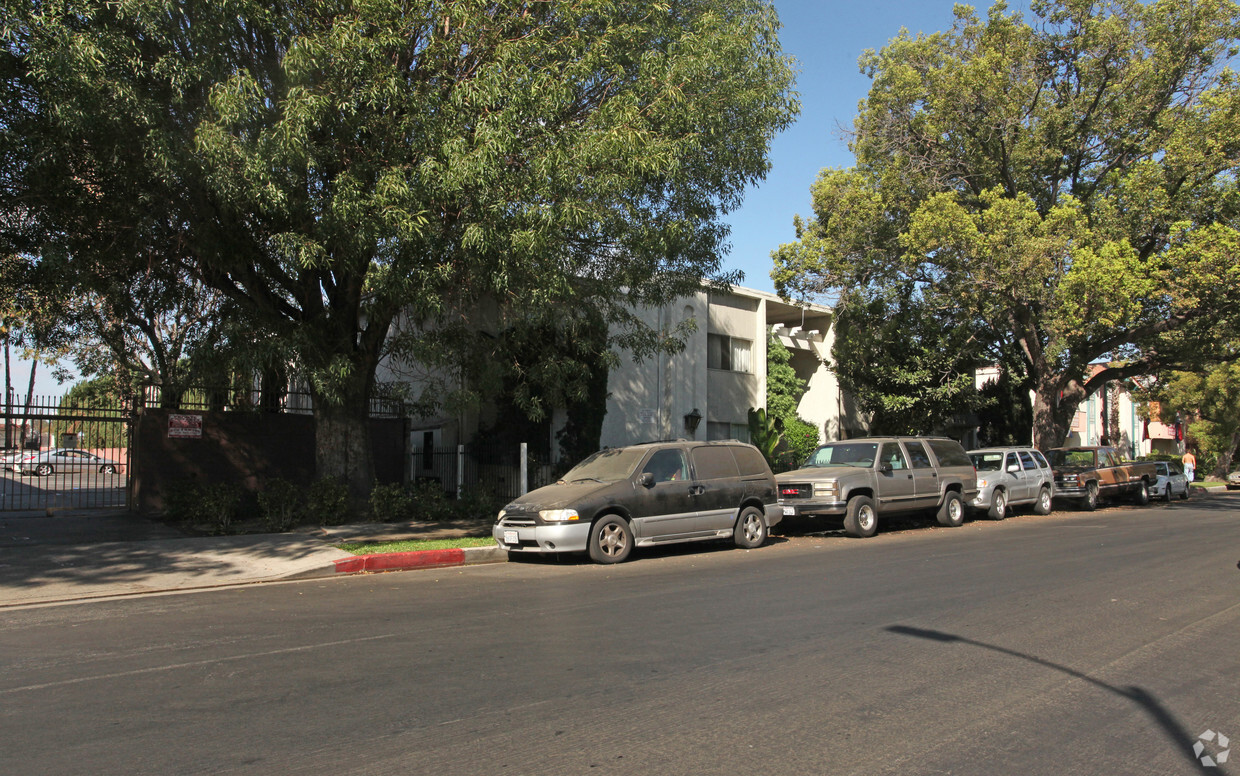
[35,463,53,477]
[1033,486,1053,515]
[733,506,768,549]
[1163,482,1173,503]
[1082,482,1099,511]
[843,495,878,538]
[987,489,1008,520]
[588,515,633,564]
[936,491,965,527]
[100,464,117,474]
[1133,480,1150,506]
[1181,484,1190,500]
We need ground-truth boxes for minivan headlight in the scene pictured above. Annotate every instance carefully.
[539,509,580,522]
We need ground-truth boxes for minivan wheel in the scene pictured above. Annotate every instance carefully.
[588,515,633,564]
[733,506,767,549]
[988,489,1007,520]
[936,491,965,527]
[1033,486,1052,515]
[843,495,877,538]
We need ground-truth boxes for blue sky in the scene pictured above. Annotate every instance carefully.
[14,0,985,396]
[722,0,972,295]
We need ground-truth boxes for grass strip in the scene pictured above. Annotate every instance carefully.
[336,536,496,555]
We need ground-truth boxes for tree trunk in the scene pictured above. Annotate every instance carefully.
[1032,379,1079,450]
[311,383,375,509]
[4,333,12,449]
[20,360,37,448]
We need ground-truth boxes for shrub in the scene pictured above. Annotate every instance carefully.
[198,483,242,535]
[408,479,456,522]
[368,482,416,523]
[306,477,351,526]
[161,480,241,534]
[257,478,304,532]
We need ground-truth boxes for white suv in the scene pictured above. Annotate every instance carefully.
[967,447,1055,519]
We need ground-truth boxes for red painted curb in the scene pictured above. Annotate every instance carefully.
[334,548,466,574]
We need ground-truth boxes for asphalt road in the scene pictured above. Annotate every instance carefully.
[3,496,1239,776]
[0,470,127,510]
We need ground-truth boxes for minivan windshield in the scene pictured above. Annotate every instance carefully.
[804,442,879,468]
[561,447,647,483]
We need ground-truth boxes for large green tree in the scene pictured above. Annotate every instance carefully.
[2,0,797,497]
[772,0,1240,448]
[1138,355,1240,476]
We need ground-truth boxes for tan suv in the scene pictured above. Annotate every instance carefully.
[776,437,979,538]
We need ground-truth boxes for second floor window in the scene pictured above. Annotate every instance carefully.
[708,334,752,373]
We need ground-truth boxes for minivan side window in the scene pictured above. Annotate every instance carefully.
[730,446,769,476]
[643,449,689,483]
[691,446,741,480]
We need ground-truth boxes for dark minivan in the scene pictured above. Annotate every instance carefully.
[494,440,782,564]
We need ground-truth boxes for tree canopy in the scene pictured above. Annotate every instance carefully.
[772,0,1240,447]
[2,0,798,495]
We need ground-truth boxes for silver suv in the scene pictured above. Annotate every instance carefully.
[967,447,1054,519]
[776,437,979,538]
[494,440,782,564]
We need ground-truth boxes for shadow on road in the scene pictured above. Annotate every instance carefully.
[886,624,1226,774]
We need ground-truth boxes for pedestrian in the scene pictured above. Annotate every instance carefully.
[1182,449,1197,483]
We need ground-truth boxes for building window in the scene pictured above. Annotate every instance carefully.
[707,421,750,443]
[708,334,752,373]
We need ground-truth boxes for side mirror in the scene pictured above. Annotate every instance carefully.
[1007,464,1021,473]
[638,472,655,488]
[878,462,893,473]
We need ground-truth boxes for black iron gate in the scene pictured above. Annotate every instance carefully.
[1,393,132,511]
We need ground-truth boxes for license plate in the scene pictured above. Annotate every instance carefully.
[782,506,795,516]
[503,530,519,545]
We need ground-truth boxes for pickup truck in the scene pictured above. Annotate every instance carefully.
[775,436,979,538]
[1044,446,1157,510]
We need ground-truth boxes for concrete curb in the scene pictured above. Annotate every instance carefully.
[296,545,507,579]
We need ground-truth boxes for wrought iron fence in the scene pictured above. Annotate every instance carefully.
[141,384,406,417]
[411,445,559,501]
[1,392,131,511]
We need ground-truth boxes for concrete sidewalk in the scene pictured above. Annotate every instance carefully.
[0,511,502,608]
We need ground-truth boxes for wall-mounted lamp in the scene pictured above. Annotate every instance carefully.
[683,408,703,436]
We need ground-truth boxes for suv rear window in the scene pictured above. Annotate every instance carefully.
[926,439,972,468]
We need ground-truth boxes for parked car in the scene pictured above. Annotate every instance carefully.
[493,440,782,564]
[1226,468,1240,491]
[13,448,122,476]
[1045,446,1157,510]
[967,447,1055,519]
[1151,460,1190,501]
[776,436,978,538]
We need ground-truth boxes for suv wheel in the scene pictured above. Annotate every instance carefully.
[843,495,877,538]
[936,491,965,527]
[988,489,1007,520]
[588,515,633,564]
[733,506,767,549]
[1033,486,1052,515]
